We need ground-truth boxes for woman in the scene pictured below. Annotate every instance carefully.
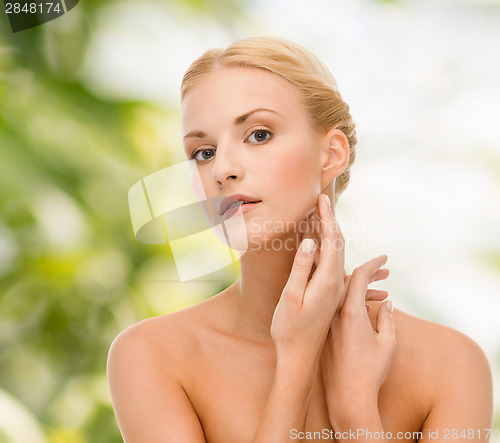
[107,37,493,442]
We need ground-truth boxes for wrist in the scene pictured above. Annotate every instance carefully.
[325,380,379,406]
[276,340,323,365]
[328,394,379,429]
[276,349,319,373]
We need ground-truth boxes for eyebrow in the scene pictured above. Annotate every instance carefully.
[183,108,283,140]
[234,107,283,125]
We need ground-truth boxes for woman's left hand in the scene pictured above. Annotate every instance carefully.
[321,255,396,424]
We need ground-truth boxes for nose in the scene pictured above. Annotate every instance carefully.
[212,143,244,187]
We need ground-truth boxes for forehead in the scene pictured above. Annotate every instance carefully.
[181,67,306,131]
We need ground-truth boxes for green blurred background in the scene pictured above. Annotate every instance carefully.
[1,0,499,441]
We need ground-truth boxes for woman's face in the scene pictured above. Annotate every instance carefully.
[181,66,327,251]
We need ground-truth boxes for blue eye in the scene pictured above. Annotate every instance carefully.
[247,129,272,143]
[192,148,216,162]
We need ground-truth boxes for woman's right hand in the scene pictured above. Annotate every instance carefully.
[270,194,346,360]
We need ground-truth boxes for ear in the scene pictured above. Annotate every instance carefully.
[319,128,350,190]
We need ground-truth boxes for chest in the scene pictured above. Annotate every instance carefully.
[181,338,427,443]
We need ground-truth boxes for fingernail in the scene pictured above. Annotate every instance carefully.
[365,304,371,312]
[323,194,331,206]
[301,238,316,254]
[386,300,393,313]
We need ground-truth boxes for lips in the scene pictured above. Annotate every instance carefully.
[219,194,261,217]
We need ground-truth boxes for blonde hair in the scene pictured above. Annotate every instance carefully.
[181,37,357,204]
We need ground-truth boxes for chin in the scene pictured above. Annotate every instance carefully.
[246,213,307,253]
[207,203,310,254]
[207,210,249,252]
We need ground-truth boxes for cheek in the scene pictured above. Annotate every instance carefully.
[261,145,321,215]
[274,145,320,191]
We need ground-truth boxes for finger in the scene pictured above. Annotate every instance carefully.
[340,279,388,313]
[370,268,390,284]
[303,231,320,269]
[309,215,322,269]
[306,214,322,252]
[343,254,388,314]
[282,237,317,307]
[366,289,389,301]
[337,274,352,309]
[376,300,396,340]
[315,194,345,278]
[309,213,322,236]
[312,246,320,269]
[344,273,389,299]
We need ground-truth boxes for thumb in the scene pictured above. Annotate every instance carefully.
[376,300,395,340]
[281,237,317,307]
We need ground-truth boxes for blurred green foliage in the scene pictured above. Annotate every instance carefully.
[0,1,241,441]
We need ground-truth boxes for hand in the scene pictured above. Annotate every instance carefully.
[305,211,389,312]
[270,194,345,360]
[321,255,396,421]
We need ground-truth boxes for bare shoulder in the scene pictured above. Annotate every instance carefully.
[369,301,493,413]
[107,283,234,384]
[391,305,490,371]
[108,292,222,374]
[368,301,489,362]
[107,313,188,374]
[106,293,227,442]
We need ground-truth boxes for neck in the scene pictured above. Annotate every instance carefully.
[229,231,303,345]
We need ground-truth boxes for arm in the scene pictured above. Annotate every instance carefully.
[321,274,493,443]
[418,331,493,442]
[324,304,395,443]
[107,324,206,443]
[252,351,322,442]
[251,194,341,441]
[320,258,395,443]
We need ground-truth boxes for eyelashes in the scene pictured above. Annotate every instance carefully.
[191,148,215,162]
[245,128,273,144]
[190,128,274,163]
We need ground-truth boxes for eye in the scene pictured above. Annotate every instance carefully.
[246,129,273,144]
[192,148,216,162]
